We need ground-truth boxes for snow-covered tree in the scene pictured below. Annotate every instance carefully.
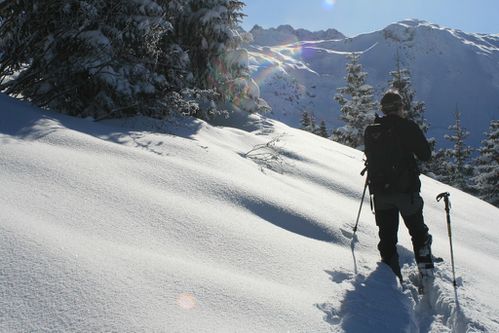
[424,148,451,182]
[388,54,436,174]
[472,120,499,207]
[316,120,329,138]
[0,0,190,119]
[301,111,329,137]
[0,0,268,120]
[175,0,268,117]
[332,53,375,149]
[442,110,475,191]
[300,111,315,132]
[388,56,430,134]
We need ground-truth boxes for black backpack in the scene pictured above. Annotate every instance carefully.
[364,117,416,194]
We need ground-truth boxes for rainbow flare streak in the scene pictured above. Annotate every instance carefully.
[249,34,308,88]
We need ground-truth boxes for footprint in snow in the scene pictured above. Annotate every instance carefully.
[326,270,354,283]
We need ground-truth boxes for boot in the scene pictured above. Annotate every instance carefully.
[382,254,403,282]
[416,234,434,277]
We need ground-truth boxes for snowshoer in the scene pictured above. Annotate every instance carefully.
[364,90,434,282]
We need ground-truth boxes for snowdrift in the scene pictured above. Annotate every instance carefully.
[1,94,498,332]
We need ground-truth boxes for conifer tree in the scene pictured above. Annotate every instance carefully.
[388,55,429,134]
[300,111,312,131]
[442,109,475,191]
[301,110,318,133]
[388,54,436,173]
[472,120,499,206]
[424,148,451,182]
[176,0,268,118]
[317,120,329,138]
[0,0,268,120]
[332,53,375,149]
[0,0,190,119]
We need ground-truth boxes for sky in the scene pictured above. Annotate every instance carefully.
[241,0,499,36]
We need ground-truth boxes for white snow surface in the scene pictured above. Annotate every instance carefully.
[1,93,498,332]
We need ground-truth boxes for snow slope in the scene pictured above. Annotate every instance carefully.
[1,94,498,332]
[247,19,499,148]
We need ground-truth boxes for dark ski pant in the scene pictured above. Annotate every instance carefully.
[373,192,431,265]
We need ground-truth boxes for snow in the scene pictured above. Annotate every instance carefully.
[247,19,499,149]
[1,93,498,332]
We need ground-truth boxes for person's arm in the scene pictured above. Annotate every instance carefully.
[407,121,431,161]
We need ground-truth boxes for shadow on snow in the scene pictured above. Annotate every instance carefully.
[318,263,415,333]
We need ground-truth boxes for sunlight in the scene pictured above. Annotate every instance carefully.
[322,0,336,10]
[251,36,303,88]
[252,65,282,87]
[280,45,303,58]
[176,293,197,310]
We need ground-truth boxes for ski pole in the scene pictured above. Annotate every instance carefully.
[353,168,368,235]
[437,192,457,288]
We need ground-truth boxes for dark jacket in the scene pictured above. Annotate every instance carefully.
[379,114,431,162]
[365,114,431,193]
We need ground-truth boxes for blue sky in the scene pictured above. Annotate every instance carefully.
[241,0,499,36]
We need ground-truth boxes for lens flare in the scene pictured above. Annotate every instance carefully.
[322,0,336,10]
[176,293,197,310]
[251,34,303,86]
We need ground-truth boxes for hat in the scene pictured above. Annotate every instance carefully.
[380,90,403,114]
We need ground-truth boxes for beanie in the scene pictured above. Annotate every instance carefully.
[380,91,403,114]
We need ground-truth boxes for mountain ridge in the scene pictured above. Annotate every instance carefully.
[249,24,345,46]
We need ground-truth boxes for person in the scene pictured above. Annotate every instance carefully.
[364,90,433,281]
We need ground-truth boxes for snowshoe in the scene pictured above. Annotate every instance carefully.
[415,235,435,294]
[416,234,434,269]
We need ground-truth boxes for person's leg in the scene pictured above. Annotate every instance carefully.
[375,208,401,279]
[373,193,403,280]
[398,193,433,269]
[375,209,400,261]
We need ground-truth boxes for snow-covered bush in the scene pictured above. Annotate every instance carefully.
[244,134,287,173]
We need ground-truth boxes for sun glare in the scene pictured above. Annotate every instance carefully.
[322,0,336,10]
[176,293,197,310]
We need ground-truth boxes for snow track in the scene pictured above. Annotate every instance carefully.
[403,264,487,333]
[319,247,490,333]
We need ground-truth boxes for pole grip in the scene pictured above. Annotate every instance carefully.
[436,192,450,203]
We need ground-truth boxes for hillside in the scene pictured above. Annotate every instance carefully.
[1,93,498,332]
[247,19,499,148]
